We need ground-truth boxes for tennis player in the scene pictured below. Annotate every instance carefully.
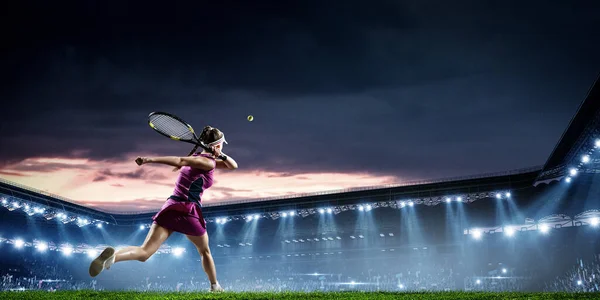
[89,126,237,292]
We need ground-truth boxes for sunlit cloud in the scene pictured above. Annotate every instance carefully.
[0,156,403,212]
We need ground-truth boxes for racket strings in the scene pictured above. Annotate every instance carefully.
[149,114,195,140]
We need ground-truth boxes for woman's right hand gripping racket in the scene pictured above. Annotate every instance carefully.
[147,112,223,171]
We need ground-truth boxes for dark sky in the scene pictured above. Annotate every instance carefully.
[2,0,600,181]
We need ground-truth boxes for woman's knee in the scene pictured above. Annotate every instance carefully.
[138,249,154,262]
[198,246,211,257]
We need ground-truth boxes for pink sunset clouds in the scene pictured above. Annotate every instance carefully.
[0,156,402,212]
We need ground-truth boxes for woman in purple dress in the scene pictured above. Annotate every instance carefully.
[88,126,238,292]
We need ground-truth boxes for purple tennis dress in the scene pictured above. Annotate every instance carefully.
[152,153,215,236]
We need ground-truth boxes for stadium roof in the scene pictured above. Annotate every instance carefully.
[535,74,600,184]
[1,167,539,225]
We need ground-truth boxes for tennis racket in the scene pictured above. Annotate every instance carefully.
[147,111,223,171]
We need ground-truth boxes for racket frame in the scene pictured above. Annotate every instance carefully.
[147,111,222,171]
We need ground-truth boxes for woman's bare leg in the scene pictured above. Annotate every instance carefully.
[115,223,173,263]
[186,233,218,284]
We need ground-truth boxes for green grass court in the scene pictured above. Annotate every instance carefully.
[1,291,599,300]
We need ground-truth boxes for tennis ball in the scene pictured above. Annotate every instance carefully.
[247,115,254,122]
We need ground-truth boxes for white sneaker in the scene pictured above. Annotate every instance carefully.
[89,247,116,277]
[210,282,224,292]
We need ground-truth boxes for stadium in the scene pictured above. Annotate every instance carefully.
[1,77,599,299]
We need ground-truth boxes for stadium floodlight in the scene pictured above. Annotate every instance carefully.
[398,284,404,289]
[326,208,333,214]
[1,198,6,205]
[446,197,451,203]
[540,224,550,234]
[139,225,145,230]
[472,229,482,240]
[172,247,184,257]
[87,250,98,258]
[565,177,572,183]
[96,223,103,228]
[14,239,24,248]
[595,139,600,148]
[24,204,30,210]
[282,212,288,217]
[502,268,507,274]
[318,208,325,214]
[253,214,260,220]
[569,168,577,176]
[505,192,511,198]
[496,193,502,199]
[289,211,295,216]
[36,242,48,252]
[476,279,481,285]
[504,226,515,237]
[577,280,583,286]
[408,201,414,207]
[358,205,364,211]
[582,155,590,163]
[61,246,73,256]
[590,217,599,227]
[457,197,462,202]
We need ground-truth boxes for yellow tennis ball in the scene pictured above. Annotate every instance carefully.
[247,115,254,122]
